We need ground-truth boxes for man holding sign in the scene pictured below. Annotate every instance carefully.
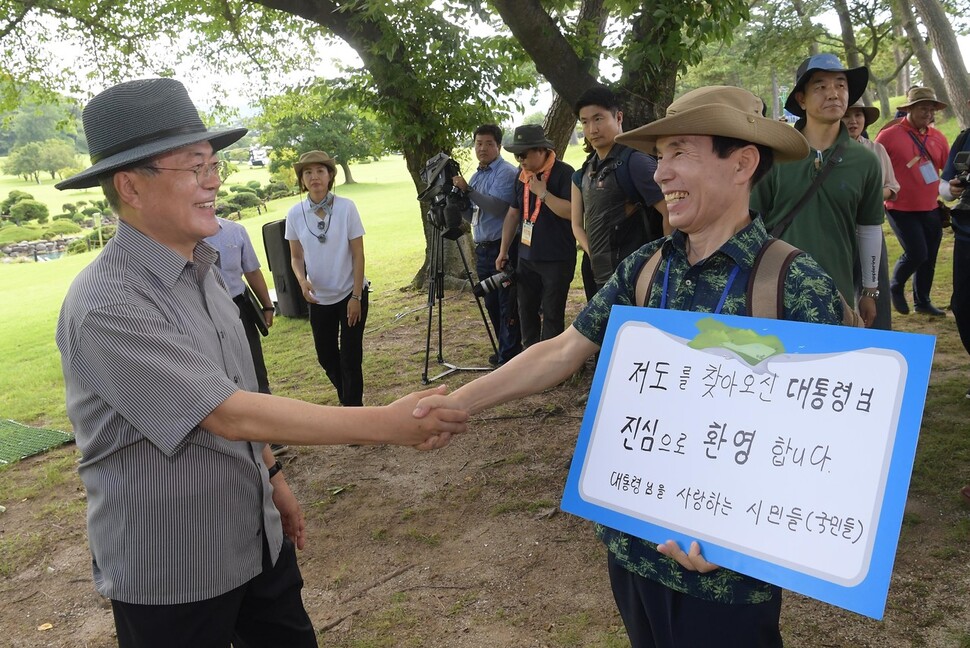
[416,86,843,647]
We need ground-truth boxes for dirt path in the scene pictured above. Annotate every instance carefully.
[2,288,969,647]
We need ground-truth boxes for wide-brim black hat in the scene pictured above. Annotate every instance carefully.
[505,124,556,154]
[784,54,868,118]
[56,78,247,190]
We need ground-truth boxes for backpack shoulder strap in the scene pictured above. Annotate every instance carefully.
[748,238,865,326]
[747,238,801,319]
[614,146,642,206]
[634,247,665,307]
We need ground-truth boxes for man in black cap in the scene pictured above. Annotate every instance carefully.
[498,124,576,347]
[751,54,885,328]
[55,78,467,647]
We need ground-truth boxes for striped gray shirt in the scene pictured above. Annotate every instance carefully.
[56,221,283,605]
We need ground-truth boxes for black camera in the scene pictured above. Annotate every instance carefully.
[418,152,469,240]
[472,264,514,298]
[954,151,970,187]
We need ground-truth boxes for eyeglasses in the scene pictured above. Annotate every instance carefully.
[144,160,228,185]
[515,148,539,160]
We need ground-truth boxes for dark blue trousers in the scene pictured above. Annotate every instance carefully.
[607,552,783,648]
[475,239,521,363]
[887,208,943,307]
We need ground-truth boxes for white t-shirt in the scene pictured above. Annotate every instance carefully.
[285,195,366,305]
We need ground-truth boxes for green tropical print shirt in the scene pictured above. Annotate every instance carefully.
[572,214,842,604]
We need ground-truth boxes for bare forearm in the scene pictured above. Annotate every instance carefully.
[451,328,596,415]
[204,384,466,448]
[544,193,571,220]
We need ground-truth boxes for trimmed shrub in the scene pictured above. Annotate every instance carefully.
[2,190,34,215]
[10,199,49,225]
[44,220,83,237]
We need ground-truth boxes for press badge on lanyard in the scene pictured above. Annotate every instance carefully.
[521,220,534,246]
[918,160,938,185]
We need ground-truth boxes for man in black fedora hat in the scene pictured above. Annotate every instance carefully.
[498,124,577,347]
[55,78,467,647]
[751,54,885,328]
[415,86,843,648]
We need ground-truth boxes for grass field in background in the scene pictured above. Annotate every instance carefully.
[0,126,962,428]
[0,146,591,428]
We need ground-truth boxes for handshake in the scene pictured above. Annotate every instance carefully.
[403,384,470,451]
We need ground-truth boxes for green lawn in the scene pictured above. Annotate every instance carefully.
[0,147,590,428]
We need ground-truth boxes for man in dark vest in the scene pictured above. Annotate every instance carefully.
[572,85,668,299]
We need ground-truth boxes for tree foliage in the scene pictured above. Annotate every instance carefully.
[9,198,48,224]
[257,80,393,183]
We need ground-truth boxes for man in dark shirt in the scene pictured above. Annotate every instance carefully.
[453,124,522,365]
[416,86,842,648]
[498,125,577,347]
[572,85,668,297]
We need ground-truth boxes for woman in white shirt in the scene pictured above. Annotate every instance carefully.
[285,150,368,406]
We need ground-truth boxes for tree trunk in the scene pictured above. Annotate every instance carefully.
[832,0,861,69]
[895,0,950,108]
[491,0,602,111]
[544,93,579,158]
[339,160,356,184]
[832,0,874,104]
[771,68,780,119]
[910,0,970,128]
[875,80,892,119]
[893,22,909,97]
[257,0,470,288]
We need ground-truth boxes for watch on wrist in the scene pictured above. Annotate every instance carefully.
[262,306,275,312]
[350,293,362,301]
[861,287,880,299]
[267,460,283,479]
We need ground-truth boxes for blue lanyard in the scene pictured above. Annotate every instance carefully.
[659,255,741,314]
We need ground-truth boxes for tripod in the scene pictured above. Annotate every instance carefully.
[423,225,498,383]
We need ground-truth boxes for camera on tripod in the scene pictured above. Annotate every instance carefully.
[417,152,469,240]
[473,263,515,298]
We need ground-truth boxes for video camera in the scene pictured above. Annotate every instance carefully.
[954,151,970,187]
[418,152,469,240]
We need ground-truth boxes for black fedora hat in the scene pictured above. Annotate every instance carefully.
[784,54,868,118]
[56,78,247,190]
[504,124,556,155]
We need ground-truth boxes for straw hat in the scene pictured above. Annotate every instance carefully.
[844,98,880,127]
[897,86,947,111]
[56,78,247,190]
[784,54,869,118]
[294,151,338,191]
[615,85,809,163]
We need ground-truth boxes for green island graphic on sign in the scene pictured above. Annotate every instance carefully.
[687,317,787,365]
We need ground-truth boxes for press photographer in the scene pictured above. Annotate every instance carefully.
[498,124,576,350]
[452,124,522,366]
[941,122,970,405]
